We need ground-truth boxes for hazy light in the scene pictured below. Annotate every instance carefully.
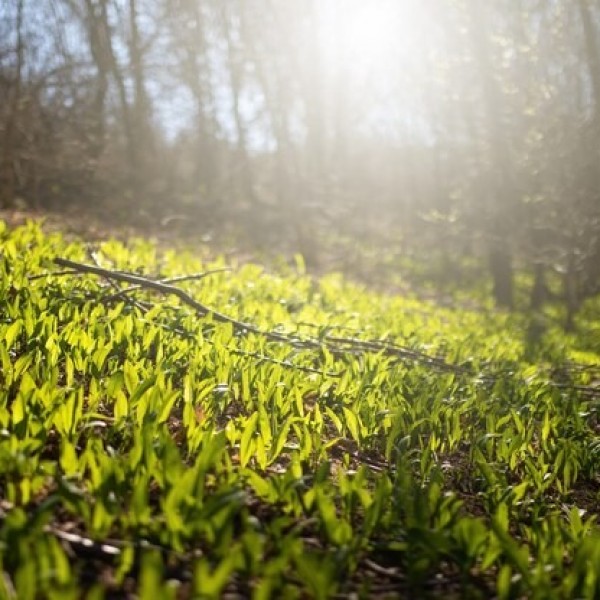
[316,0,430,82]
[291,0,438,140]
[330,4,398,67]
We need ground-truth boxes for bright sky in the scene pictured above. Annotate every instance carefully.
[157,0,447,147]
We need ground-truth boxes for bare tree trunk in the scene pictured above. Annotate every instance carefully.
[578,0,600,118]
[564,250,580,332]
[178,0,218,203]
[467,0,514,309]
[243,5,294,211]
[128,0,152,163]
[530,262,548,311]
[88,0,140,200]
[125,0,154,205]
[576,0,600,296]
[222,2,255,208]
[0,0,24,209]
[80,0,109,161]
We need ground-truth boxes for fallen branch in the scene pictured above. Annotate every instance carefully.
[50,258,524,379]
[54,257,292,344]
[101,267,231,302]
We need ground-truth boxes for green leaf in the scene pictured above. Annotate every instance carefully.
[269,419,291,464]
[130,375,156,405]
[193,548,239,597]
[342,407,361,442]
[139,551,164,600]
[5,319,22,348]
[114,390,128,421]
[497,564,512,600]
[60,441,79,476]
[123,361,139,396]
[240,412,258,468]
[107,371,125,397]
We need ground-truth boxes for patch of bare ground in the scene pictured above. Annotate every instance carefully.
[0,207,416,295]
[0,207,215,250]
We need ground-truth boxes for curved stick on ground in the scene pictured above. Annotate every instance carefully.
[54,257,291,343]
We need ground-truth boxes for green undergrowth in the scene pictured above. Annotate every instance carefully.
[1,220,600,599]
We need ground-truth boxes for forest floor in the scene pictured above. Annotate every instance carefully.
[1,212,600,599]
[0,207,215,248]
[0,206,418,299]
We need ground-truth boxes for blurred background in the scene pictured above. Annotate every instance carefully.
[0,0,599,321]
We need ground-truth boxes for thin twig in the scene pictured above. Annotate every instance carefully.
[325,334,473,374]
[52,258,479,374]
[101,267,231,302]
[87,251,148,313]
[54,257,294,344]
[363,558,405,580]
[54,257,598,393]
[28,269,78,281]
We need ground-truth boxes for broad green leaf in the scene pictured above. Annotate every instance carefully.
[240,412,258,468]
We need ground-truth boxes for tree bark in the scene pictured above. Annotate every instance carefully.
[467,0,514,308]
[82,0,109,160]
[0,0,24,209]
[576,0,600,297]
[222,2,256,207]
[86,0,140,198]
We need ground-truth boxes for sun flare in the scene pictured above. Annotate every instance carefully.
[316,0,428,81]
